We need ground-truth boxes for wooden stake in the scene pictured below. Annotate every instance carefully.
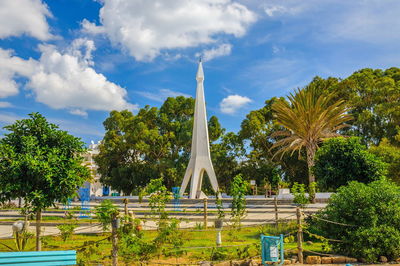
[35,210,42,251]
[111,215,119,266]
[296,207,303,264]
[203,198,208,228]
[123,198,128,216]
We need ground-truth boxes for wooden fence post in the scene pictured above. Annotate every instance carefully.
[123,198,128,216]
[274,197,279,227]
[203,198,208,228]
[296,207,303,264]
[111,214,119,266]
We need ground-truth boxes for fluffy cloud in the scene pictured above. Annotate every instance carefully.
[0,39,135,115]
[83,0,256,61]
[0,49,37,98]
[196,43,232,61]
[0,0,53,40]
[220,94,251,114]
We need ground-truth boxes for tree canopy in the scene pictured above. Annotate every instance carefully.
[0,113,90,209]
[313,137,387,190]
[95,96,235,194]
[0,113,90,250]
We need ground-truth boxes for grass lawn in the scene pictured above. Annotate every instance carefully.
[0,222,326,265]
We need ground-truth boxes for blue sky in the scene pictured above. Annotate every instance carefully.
[1,0,400,144]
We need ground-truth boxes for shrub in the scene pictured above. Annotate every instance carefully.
[313,137,387,190]
[308,179,400,262]
[230,174,248,227]
[95,200,119,231]
[291,182,309,206]
[57,223,77,242]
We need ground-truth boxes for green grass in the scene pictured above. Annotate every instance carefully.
[0,222,327,264]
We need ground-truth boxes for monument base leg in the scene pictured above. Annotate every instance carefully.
[196,191,208,199]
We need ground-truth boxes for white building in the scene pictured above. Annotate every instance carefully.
[82,141,104,197]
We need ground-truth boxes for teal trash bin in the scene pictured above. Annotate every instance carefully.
[261,234,284,265]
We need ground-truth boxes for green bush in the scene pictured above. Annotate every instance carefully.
[95,200,119,231]
[313,137,387,190]
[308,179,400,262]
[291,182,309,206]
[57,223,77,242]
[230,174,248,227]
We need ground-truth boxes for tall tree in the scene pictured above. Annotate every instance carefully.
[238,98,308,186]
[0,113,90,250]
[271,87,352,185]
[96,96,226,194]
[308,68,400,145]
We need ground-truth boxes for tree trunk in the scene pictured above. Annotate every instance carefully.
[35,210,42,251]
[306,145,316,184]
[306,145,316,203]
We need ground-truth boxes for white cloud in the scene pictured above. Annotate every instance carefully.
[0,39,136,115]
[137,89,191,103]
[83,0,256,61]
[0,102,12,108]
[264,5,287,17]
[196,43,232,61]
[69,109,88,118]
[220,94,251,114]
[0,0,53,40]
[0,49,37,98]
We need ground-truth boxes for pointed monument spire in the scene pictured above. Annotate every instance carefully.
[180,61,219,199]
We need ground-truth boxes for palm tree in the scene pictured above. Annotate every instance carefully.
[271,87,352,185]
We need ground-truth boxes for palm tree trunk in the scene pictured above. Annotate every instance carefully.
[306,145,316,203]
[306,145,316,184]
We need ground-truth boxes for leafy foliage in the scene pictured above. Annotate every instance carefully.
[313,137,387,190]
[230,174,248,227]
[0,112,90,250]
[308,179,400,262]
[323,68,400,145]
[95,200,119,231]
[291,182,309,206]
[57,223,78,242]
[369,138,400,184]
[144,177,171,222]
[0,112,90,210]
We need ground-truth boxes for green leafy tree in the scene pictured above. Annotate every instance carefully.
[369,138,400,184]
[309,68,400,145]
[95,97,226,194]
[0,113,90,250]
[314,137,387,190]
[271,86,352,186]
[211,132,244,191]
[308,180,400,262]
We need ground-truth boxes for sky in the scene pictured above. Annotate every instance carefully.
[0,0,400,144]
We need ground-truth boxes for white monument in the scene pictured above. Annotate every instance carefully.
[180,60,219,199]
